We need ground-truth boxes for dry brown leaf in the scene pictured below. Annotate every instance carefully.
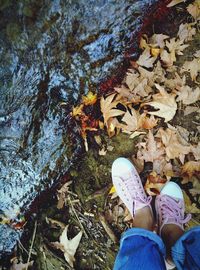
[183,191,200,214]
[187,1,200,21]
[137,130,164,163]
[167,0,186,7]
[166,38,189,56]
[191,142,200,160]
[182,161,200,177]
[138,113,158,129]
[178,23,196,42]
[184,106,200,116]
[145,172,167,196]
[176,85,200,105]
[137,48,157,68]
[121,108,139,133]
[144,84,177,122]
[157,127,191,162]
[149,34,169,48]
[181,58,200,81]
[100,94,125,128]
[57,181,72,209]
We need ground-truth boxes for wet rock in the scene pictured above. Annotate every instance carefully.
[0,0,162,259]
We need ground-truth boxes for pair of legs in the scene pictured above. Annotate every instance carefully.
[112,158,200,270]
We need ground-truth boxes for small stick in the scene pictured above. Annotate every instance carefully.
[68,196,89,239]
[26,220,37,270]
[99,213,118,244]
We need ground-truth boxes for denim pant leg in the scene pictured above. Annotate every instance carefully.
[113,228,166,270]
[172,226,200,270]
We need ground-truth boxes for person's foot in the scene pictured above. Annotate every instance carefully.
[112,157,153,229]
[155,181,191,235]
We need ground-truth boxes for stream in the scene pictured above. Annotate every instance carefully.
[0,0,162,258]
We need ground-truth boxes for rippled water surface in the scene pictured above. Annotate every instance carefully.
[0,0,158,255]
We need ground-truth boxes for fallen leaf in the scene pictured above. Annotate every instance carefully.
[184,106,199,116]
[82,91,97,106]
[178,23,196,42]
[72,104,84,117]
[10,260,34,270]
[167,0,186,8]
[129,131,146,139]
[187,1,200,21]
[121,107,139,133]
[183,191,200,214]
[138,113,158,129]
[144,84,177,122]
[99,147,107,156]
[145,172,167,196]
[191,142,200,160]
[100,94,125,129]
[176,86,200,105]
[137,130,164,163]
[181,58,200,81]
[182,161,200,177]
[52,225,83,267]
[166,38,189,57]
[157,127,191,162]
[149,34,169,48]
[137,48,157,68]
[109,186,116,194]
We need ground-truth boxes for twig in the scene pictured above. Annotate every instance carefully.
[68,196,89,239]
[99,213,118,244]
[26,220,37,270]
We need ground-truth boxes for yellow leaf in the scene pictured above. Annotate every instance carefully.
[182,161,200,177]
[82,91,97,106]
[151,47,161,57]
[100,94,125,129]
[72,104,84,117]
[109,186,116,194]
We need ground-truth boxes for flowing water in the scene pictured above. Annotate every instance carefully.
[0,0,161,257]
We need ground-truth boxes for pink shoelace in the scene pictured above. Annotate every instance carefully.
[123,169,152,214]
[157,195,191,232]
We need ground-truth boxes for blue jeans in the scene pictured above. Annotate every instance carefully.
[114,226,200,270]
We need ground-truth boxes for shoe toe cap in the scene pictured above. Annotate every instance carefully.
[161,182,183,199]
[112,157,133,175]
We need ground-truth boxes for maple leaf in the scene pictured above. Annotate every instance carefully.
[167,0,186,8]
[144,84,177,122]
[137,130,164,163]
[157,127,191,162]
[138,113,158,129]
[176,85,200,105]
[52,225,83,267]
[121,107,139,133]
[181,58,200,81]
[187,1,200,21]
[100,94,125,129]
[178,23,196,42]
[137,48,157,68]
[166,38,189,56]
[82,91,97,106]
[149,34,169,48]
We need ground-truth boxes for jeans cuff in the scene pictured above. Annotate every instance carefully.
[120,228,166,257]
